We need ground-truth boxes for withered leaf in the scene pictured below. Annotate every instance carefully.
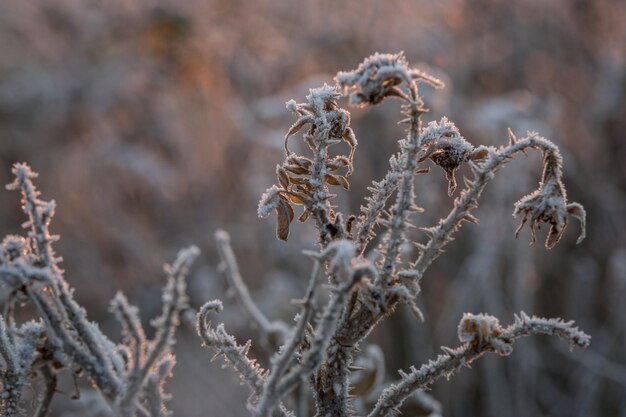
[469,147,489,161]
[288,176,309,185]
[567,202,587,244]
[298,209,310,222]
[286,117,313,138]
[279,195,295,221]
[325,174,350,190]
[342,127,357,151]
[293,183,311,194]
[286,191,308,205]
[275,199,294,241]
[546,220,568,250]
[284,165,310,175]
[287,155,313,168]
[276,166,290,189]
[326,156,352,172]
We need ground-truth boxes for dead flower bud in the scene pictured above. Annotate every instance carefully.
[513,151,586,249]
[336,52,443,107]
[419,118,474,195]
[458,313,512,356]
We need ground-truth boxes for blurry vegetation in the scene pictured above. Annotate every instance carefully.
[0,1,624,416]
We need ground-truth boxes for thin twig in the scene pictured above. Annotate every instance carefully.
[34,365,57,417]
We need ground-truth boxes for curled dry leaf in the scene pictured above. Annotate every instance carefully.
[275,196,295,241]
[325,174,350,190]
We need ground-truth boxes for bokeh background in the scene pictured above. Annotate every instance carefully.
[1,0,625,416]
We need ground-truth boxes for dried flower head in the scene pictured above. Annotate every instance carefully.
[284,84,355,157]
[458,313,512,355]
[335,52,444,107]
[418,118,475,195]
[513,145,586,248]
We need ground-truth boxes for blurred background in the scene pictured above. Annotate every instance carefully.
[0,0,625,416]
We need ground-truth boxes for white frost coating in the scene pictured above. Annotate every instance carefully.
[245,52,588,417]
[0,50,591,417]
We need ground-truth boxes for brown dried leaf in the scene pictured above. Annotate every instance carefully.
[285,191,308,205]
[287,155,313,168]
[326,156,352,172]
[275,200,294,241]
[288,176,309,185]
[469,147,489,161]
[286,117,313,138]
[284,165,310,175]
[276,166,290,189]
[325,174,350,190]
[298,209,310,222]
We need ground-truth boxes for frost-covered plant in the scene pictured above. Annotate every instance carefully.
[0,164,199,416]
[198,52,589,417]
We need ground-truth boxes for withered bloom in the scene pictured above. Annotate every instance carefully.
[335,52,443,107]
[418,118,475,195]
[513,150,586,248]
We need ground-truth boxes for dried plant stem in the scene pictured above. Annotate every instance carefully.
[277,244,364,401]
[118,246,198,416]
[11,165,122,399]
[308,131,335,246]
[0,316,23,417]
[197,301,267,395]
[314,87,427,417]
[412,134,564,278]
[254,259,323,417]
[368,313,590,417]
[215,230,285,342]
[354,168,400,256]
[34,365,57,417]
[377,88,425,288]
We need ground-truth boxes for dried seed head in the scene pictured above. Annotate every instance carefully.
[419,118,474,195]
[336,52,443,107]
[513,150,586,248]
[458,313,512,355]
